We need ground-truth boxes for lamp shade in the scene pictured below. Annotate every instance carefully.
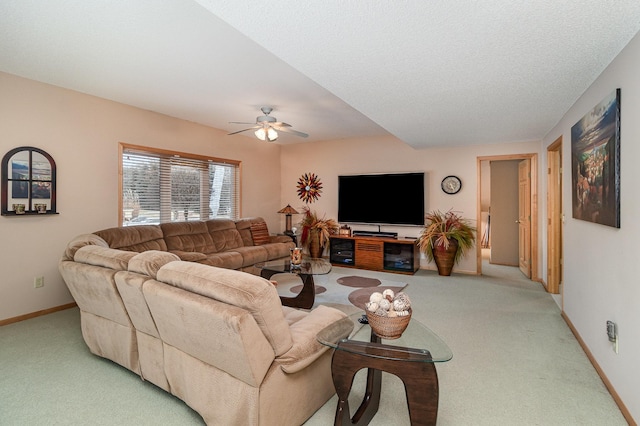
[278,204,299,215]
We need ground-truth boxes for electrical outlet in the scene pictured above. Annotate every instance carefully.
[606,320,618,354]
[606,321,616,341]
[34,276,44,288]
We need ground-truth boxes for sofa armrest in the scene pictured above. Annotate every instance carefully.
[169,250,208,262]
[277,306,352,374]
[73,245,137,270]
[62,233,109,261]
[269,235,293,244]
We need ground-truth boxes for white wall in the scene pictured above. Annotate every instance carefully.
[480,160,491,211]
[0,72,282,322]
[542,31,640,422]
[280,136,541,274]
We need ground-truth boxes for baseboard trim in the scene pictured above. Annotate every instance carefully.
[418,266,479,275]
[561,311,636,426]
[487,260,519,267]
[0,302,77,327]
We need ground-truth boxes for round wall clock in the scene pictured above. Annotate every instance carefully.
[297,172,323,203]
[441,175,462,194]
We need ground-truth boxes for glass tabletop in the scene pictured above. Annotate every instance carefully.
[317,311,453,363]
[256,257,332,276]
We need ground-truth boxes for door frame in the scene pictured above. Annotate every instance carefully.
[518,159,532,278]
[546,137,562,295]
[477,153,539,282]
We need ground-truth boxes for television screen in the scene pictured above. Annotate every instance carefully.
[338,172,425,226]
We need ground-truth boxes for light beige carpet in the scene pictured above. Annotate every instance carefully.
[0,264,628,425]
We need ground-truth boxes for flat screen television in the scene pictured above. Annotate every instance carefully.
[338,172,425,226]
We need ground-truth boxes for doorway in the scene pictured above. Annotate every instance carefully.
[477,154,539,281]
[547,137,563,298]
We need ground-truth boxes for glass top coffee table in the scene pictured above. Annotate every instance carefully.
[256,257,331,309]
[317,312,453,426]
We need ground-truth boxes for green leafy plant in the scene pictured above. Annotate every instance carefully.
[416,210,477,264]
[299,207,339,249]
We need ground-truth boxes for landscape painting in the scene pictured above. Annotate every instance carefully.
[571,89,621,228]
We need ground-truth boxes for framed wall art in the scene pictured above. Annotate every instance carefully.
[297,172,322,203]
[1,146,57,215]
[570,89,620,228]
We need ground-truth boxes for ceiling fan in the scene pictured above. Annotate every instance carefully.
[228,107,309,142]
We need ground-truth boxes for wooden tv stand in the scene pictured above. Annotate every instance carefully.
[329,235,420,275]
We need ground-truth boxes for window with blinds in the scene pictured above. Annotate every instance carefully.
[120,144,240,226]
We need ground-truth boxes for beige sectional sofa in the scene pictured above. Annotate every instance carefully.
[59,218,353,425]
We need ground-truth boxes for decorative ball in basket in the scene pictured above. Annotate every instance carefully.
[365,289,412,339]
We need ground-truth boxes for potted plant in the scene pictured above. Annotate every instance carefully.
[416,210,477,276]
[299,207,339,258]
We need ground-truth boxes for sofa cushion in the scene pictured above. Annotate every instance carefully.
[233,246,269,267]
[128,250,180,279]
[235,217,273,246]
[249,221,270,245]
[199,251,244,269]
[282,306,309,325]
[161,222,215,254]
[156,261,293,356]
[206,219,245,252]
[94,225,167,252]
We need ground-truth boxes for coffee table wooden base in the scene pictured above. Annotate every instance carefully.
[331,338,439,426]
[259,269,315,309]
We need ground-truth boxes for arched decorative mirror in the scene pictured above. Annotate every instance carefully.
[1,146,57,216]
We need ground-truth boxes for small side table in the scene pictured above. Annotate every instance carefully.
[256,257,331,309]
[317,314,452,426]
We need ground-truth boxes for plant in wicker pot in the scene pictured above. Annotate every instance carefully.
[299,207,339,258]
[416,210,477,276]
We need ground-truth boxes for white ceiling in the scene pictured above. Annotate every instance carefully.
[1,1,639,148]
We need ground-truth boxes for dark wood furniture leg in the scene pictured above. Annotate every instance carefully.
[259,270,315,309]
[331,338,439,426]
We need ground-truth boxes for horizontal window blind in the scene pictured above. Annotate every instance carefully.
[120,145,240,226]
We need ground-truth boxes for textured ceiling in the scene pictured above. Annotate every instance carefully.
[2,1,640,148]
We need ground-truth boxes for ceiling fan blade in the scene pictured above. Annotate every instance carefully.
[272,126,309,138]
[272,121,292,128]
[227,126,259,136]
[229,121,257,125]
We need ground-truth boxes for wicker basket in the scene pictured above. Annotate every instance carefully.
[366,309,412,339]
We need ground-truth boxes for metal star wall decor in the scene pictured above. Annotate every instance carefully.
[297,172,323,203]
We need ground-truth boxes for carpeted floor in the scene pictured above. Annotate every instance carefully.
[336,275,383,287]
[0,264,628,425]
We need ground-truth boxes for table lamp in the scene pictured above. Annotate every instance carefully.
[278,204,299,237]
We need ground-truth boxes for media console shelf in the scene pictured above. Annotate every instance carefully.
[329,235,420,275]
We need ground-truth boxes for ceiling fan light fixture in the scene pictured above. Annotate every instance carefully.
[229,107,304,140]
[255,127,278,141]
